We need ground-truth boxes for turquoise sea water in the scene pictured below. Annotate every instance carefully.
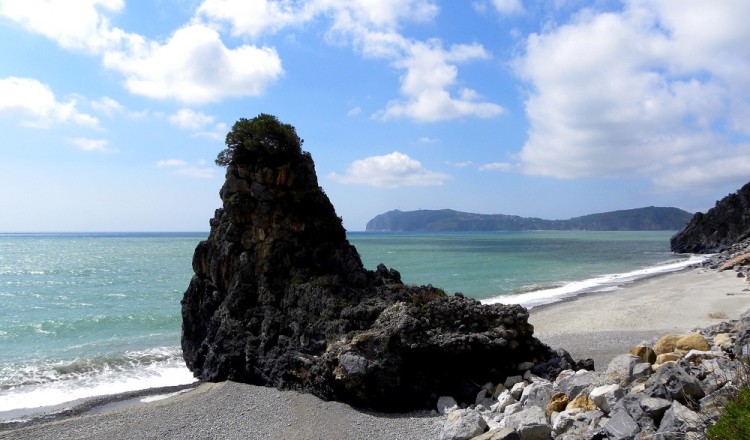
[0,231,700,420]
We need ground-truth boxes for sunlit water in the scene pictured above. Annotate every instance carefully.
[0,230,697,419]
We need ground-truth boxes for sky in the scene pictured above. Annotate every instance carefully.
[1,0,750,232]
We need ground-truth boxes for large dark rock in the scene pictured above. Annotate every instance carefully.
[671,181,750,253]
[181,115,555,411]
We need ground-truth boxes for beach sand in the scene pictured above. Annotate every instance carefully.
[530,267,750,370]
[4,267,750,439]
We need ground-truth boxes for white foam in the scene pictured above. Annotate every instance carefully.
[481,254,709,309]
[0,349,197,414]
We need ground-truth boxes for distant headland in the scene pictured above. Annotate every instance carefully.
[365,207,693,232]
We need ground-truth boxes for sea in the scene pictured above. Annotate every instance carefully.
[0,230,704,422]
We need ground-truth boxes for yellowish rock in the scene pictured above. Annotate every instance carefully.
[675,333,710,352]
[655,353,681,364]
[546,392,568,419]
[713,333,733,348]
[654,334,681,355]
[629,345,657,364]
[566,395,597,411]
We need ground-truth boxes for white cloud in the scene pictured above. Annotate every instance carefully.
[480,162,514,171]
[0,0,126,53]
[66,137,118,153]
[347,106,363,117]
[168,109,227,140]
[1,2,283,104]
[104,24,283,104]
[91,96,124,117]
[157,159,216,179]
[197,0,500,122]
[198,0,309,38]
[376,41,504,122]
[0,77,99,128]
[514,0,750,191]
[329,151,450,188]
[418,137,439,144]
[491,0,524,15]
[169,109,215,130]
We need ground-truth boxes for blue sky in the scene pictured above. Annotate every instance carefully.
[1,0,749,232]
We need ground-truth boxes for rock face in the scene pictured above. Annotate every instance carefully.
[181,115,555,411]
[671,180,750,253]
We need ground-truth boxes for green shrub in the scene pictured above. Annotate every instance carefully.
[706,384,750,440]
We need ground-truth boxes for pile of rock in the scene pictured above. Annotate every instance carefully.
[699,237,750,271]
[437,311,750,439]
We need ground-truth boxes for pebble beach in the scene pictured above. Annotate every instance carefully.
[4,266,750,440]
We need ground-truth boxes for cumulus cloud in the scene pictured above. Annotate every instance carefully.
[0,77,99,128]
[0,0,127,53]
[514,0,750,190]
[157,159,216,179]
[198,0,501,121]
[1,1,283,104]
[329,151,450,188]
[376,41,504,122]
[66,137,118,153]
[104,24,282,104]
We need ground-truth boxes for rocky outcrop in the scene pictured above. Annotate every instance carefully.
[181,116,559,411]
[437,310,750,440]
[671,181,750,253]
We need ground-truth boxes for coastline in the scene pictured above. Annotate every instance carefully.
[530,266,750,370]
[4,266,750,439]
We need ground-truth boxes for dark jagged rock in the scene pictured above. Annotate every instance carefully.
[181,115,556,411]
[671,181,750,253]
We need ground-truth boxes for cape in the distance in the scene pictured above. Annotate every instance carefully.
[365,206,693,232]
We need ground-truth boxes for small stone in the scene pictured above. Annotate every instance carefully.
[566,394,597,411]
[629,345,657,364]
[604,408,640,439]
[546,392,568,419]
[437,395,459,415]
[589,384,624,414]
[675,333,710,352]
[656,401,705,439]
[605,354,639,386]
[654,334,681,355]
[439,409,488,440]
[510,382,526,400]
[470,427,521,440]
[713,333,733,348]
[504,375,524,389]
[655,352,680,365]
[494,390,517,414]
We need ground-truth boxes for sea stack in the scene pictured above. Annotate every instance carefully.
[181,114,558,411]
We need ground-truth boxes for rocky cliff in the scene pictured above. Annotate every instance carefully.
[181,115,564,411]
[671,181,750,253]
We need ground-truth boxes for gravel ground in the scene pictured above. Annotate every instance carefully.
[6,268,748,440]
[1,381,442,440]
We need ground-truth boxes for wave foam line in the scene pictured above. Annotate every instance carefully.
[481,254,709,309]
[0,347,197,414]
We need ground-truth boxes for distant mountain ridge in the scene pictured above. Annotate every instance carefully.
[365,207,693,232]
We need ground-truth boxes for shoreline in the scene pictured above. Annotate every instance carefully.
[530,266,750,370]
[4,266,750,438]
